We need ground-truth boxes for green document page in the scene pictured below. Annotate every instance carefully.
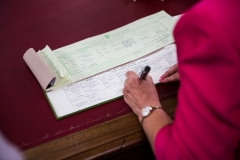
[39,11,176,91]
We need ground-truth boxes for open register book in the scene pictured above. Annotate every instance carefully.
[23,11,179,119]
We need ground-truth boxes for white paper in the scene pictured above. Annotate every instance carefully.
[47,44,177,118]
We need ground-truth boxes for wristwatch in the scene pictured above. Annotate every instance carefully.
[141,105,161,125]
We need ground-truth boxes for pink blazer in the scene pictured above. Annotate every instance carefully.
[154,0,240,159]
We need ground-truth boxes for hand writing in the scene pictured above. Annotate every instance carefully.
[123,71,161,122]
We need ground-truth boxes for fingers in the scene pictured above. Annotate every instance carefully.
[124,71,137,89]
[145,74,153,82]
[125,70,153,81]
[159,64,179,83]
[125,71,138,79]
[160,72,179,83]
[164,64,178,77]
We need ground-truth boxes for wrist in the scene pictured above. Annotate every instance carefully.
[139,105,162,125]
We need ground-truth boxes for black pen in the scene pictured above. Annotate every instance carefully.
[139,65,151,80]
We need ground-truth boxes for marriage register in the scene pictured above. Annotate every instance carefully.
[23,11,178,119]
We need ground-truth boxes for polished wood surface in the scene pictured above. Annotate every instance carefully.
[23,97,177,159]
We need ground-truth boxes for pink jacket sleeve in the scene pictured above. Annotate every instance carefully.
[154,0,240,159]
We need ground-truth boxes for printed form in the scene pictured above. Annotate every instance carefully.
[46,44,177,118]
[41,11,176,91]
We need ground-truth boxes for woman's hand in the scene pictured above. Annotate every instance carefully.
[123,71,172,150]
[159,64,179,83]
[123,71,161,122]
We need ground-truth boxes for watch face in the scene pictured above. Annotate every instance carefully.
[141,106,151,117]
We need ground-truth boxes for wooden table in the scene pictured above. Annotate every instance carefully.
[23,97,178,159]
[0,0,199,159]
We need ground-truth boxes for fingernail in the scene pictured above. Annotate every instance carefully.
[159,77,164,82]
